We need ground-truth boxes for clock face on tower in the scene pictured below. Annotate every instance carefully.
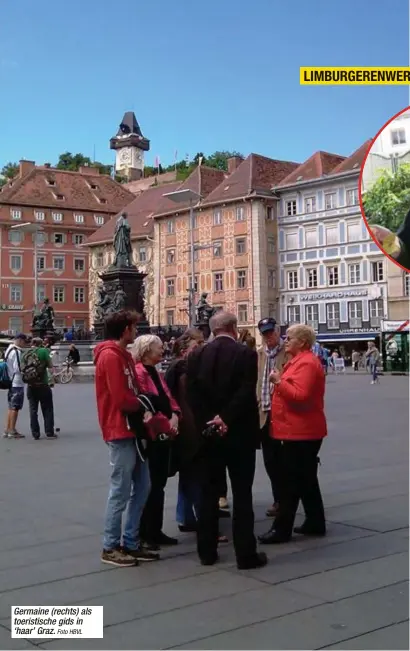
[119,148,132,165]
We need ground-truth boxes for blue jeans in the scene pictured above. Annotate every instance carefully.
[176,473,201,526]
[371,363,378,381]
[103,438,150,551]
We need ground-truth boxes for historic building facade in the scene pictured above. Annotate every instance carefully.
[276,143,388,351]
[0,160,132,334]
[386,258,409,321]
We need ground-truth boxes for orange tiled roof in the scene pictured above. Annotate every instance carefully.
[278,151,346,186]
[153,166,227,217]
[331,140,372,174]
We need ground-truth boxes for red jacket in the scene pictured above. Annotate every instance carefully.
[270,350,327,441]
[94,341,142,442]
[134,362,180,440]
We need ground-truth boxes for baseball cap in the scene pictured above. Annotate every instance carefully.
[257,317,277,334]
[15,333,28,341]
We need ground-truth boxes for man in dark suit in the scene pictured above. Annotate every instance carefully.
[186,311,268,570]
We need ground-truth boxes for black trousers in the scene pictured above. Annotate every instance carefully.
[217,465,228,499]
[27,385,54,437]
[140,441,170,541]
[260,419,282,503]
[195,437,257,562]
[274,440,325,538]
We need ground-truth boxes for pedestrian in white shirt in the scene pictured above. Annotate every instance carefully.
[4,333,27,439]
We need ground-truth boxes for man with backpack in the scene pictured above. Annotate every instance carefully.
[22,338,57,440]
[2,333,27,439]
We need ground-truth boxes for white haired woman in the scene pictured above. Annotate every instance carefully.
[133,335,181,549]
[258,324,327,545]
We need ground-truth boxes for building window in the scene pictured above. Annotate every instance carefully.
[53,256,65,271]
[369,299,384,326]
[54,318,65,329]
[73,319,85,329]
[53,286,65,303]
[325,225,338,245]
[74,258,85,272]
[213,209,222,225]
[10,209,21,220]
[35,211,45,221]
[327,266,339,286]
[74,214,84,223]
[94,215,105,226]
[52,212,63,222]
[74,234,84,245]
[167,219,174,234]
[8,230,23,244]
[10,255,22,271]
[324,193,337,210]
[74,287,85,303]
[237,269,247,289]
[236,237,246,255]
[349,263,361,284]
[95,253,103,268]
[266,206,274,220]
[307,268,318,288]
[288,270,298,290]
[166,249,175,264]
[138,247,146,262]
[88,182,98,190]
[10,284,22,302]
[305,229,317,248]
[268,237,275,253]
[213,241,223,257]
[166,310,174,326]
[346,188,359,206]
[268,303,276,318]
[371,260,384,282]
[391,128,406,146]
[238,304,248,323]
[194,276,198,292]
[36,284,46,303]
[404,273,410,296]
[304,196,316,213]
[268,268,276,288]
[9,317,23,335]
[285,200,297,216]
[214,273,224,292]
[46,178,56,187]
[326,303,340,329]
[348,301,363,327]
[305,304,319,330]
[236,206,245,222]
[286,232,298,250]
[53,233,64,244]
[166,279,175,297]
[37,255,45,271]
[347,222,360,242]
[287,305,301,324]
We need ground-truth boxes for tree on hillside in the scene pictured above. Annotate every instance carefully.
[56,152,112,176]
[0,161,19,187]
[363,163,410,232]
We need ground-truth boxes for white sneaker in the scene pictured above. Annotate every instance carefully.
[371,381,375,385]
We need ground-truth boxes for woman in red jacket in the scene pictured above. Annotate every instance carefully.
[258,324,327,544]
[133,335,181,550]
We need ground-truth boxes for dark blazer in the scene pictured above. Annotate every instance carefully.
[186,335,259,444]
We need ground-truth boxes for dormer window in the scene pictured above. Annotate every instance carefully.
[74,214,84,223]
[99,198,107,204]
[94,215,105,225]
[35,211,45,221]
[52,212,63,222]
[88,182,98,190]
[46,178,56,186]
[53,193,65,201]
[10,209,22,220]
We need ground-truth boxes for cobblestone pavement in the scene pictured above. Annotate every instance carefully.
[0,374,408,650]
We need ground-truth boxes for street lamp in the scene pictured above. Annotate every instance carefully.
[163,188,201,326]
[11,222,44,310]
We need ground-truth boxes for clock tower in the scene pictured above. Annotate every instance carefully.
[110,111,150,181]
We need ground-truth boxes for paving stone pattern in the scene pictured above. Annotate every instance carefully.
[0,374,408,650]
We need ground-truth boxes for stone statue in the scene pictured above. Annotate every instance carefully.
[113,212,133,268]
[32,298,55,331]
[95,286,114,321]
[113,285,127,311]
[196,292,215,324]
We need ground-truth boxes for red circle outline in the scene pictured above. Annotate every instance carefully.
[358,104,410,274]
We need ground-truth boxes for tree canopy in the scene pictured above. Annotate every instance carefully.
[56,152,112,176]
[0,162,19,187]
[362,163,410,232]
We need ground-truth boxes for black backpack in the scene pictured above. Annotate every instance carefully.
[21,349,46,385]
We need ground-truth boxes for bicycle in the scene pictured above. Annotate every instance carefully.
[53,358,74,384]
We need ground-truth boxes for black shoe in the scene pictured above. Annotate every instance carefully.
[237,552,268,570]
[178,524,197,533]
[32,433,40,440]
[46,433,58,439]
[293,524,326,537]
[150,532,178,546]
[141,540,161,552]
[258,529,291,544]
[200,553,219,566]
[218,509,231,519]
[121,546,160,562]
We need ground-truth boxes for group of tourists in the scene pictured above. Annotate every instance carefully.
[95,310,327,569]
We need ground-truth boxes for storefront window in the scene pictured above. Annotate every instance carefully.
[382,332,409,373]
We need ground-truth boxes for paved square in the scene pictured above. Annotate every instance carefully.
[0,373,408,649]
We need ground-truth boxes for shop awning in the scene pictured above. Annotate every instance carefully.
[316,332,378,343]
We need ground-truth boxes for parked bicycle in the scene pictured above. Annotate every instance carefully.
[52,358,74,384]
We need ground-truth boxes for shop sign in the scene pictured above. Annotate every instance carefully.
[0,304,24,311]
[381,320,409,333]
[300,289,368,301]
[339,327,379,334]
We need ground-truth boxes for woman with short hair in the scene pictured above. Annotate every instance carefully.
[258,324,327,544]
[132,335,181,549]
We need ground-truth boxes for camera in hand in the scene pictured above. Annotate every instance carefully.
[201,423,221,439]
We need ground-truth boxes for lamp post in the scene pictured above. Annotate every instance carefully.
[162,189,201,326]
[11,222,45,311]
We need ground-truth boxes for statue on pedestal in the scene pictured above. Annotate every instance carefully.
[95,286,114,321]
[196,293,215,325]
[32,298,55,332]
[113,285,127,311]
[112,212,133,268]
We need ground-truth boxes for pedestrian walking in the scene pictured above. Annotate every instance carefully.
[3,333,27,439]
[366,342,380,384]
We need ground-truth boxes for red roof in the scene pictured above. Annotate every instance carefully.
[331,140,372,174]
[153,166,227,217]
[0,166,133,213]
[202,154,299,205]
[278,151,346,186]
[87,180,181,245]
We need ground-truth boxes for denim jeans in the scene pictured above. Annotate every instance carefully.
[103,438,150,551]
[371,363,378,381]
[176,473,201,526]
